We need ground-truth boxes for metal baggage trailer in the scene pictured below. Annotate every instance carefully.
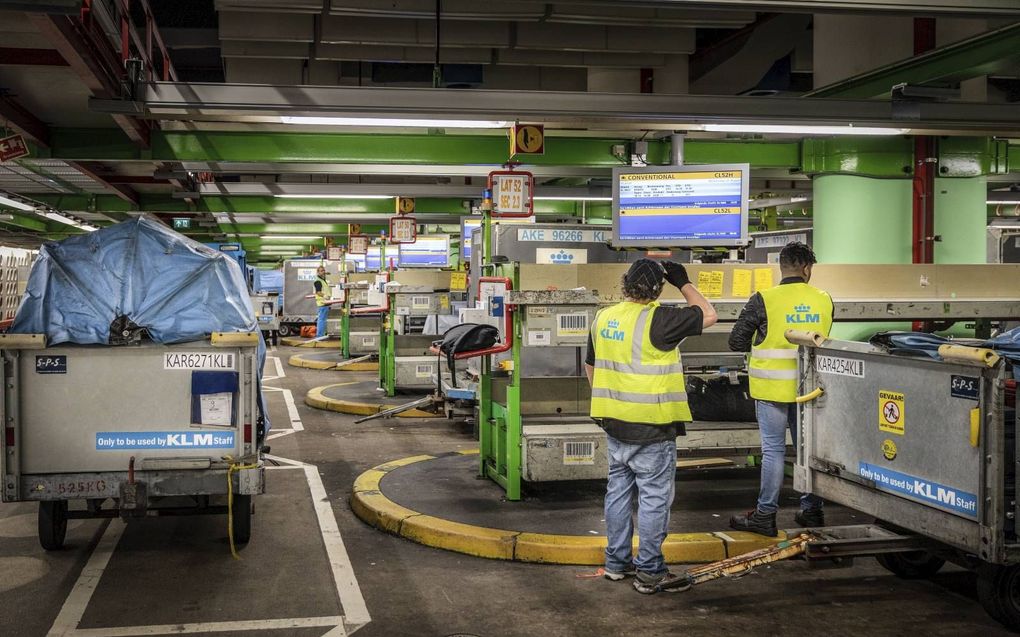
[794,335,1020,628]
[0,332,265,551]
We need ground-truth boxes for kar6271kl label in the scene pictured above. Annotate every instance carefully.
[164,352,235,370]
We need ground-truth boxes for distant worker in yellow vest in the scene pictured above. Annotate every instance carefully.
[313,265,331,338]
[585,259,717,594]
[728,242,833,536]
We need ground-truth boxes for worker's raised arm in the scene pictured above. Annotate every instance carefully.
[663,261,717,330]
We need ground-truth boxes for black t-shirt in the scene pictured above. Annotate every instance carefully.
[586,304,704,444]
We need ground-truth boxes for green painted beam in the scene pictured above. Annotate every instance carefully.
[39,128,802,169]
[801,137,914,178]
[807,22,1020,99]
[0,213,48,232]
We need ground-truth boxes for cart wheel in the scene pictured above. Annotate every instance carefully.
[278,324,291,337]
[977,564,1020,629]
[38,501,68,551]
[875,551,945,579]
[231,495,252,546]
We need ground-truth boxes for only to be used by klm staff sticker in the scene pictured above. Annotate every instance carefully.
[879,390,905,435]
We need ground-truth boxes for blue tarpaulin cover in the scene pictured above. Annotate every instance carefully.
[11,216,270,432]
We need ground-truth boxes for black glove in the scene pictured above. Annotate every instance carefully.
[662,261,691,289]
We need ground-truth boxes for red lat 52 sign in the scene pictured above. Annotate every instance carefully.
[0,134,29,162]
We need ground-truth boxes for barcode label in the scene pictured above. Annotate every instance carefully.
[415,364,433,378]
[527,330,550,346]
[362,337,376,347]
[557,313,589,336]
[564,441,596,465]
[411,296,431,309]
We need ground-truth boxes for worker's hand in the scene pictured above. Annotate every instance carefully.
[662,261,691,289]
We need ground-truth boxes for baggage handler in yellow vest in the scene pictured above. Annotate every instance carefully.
[728,242,833,537]
[585,259,717,594]
[313,265,331,338]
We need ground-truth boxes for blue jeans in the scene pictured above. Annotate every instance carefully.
[316,305,329,338]
[756,400,822,514]
[604,437,677,576]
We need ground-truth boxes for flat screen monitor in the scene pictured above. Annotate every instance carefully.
[398,235,450,268]
[344,246,385,271]
[612,163,750,248]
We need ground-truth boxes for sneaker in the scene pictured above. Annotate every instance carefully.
[729,509,778,537]
[633,571,691,594]
[603,565,637,581]
[794,508,825,528]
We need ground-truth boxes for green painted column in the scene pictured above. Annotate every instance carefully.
[813,174,913,264]
[934,176,987,264]
[813,174,913,340]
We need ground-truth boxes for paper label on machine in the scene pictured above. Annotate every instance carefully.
[564,441,596,465]
[878,390,905,435]
[199,392,232,426]
[859,463,977,518]
[557,313,589,337]
[528,330,550,346]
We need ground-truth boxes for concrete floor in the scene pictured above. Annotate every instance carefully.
[0,344,1012,637]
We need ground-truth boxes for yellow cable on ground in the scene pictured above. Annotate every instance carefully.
[795,387,824,404]
[225,457,259,560]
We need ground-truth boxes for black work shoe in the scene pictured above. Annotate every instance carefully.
[633,571,691,594]
[794,508,825,528]
[729,509,778,537]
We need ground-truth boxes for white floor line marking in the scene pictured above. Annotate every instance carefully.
[47,521,124,637]
[262,385,284,393]
[320,624,350,637]
[304,464,371,633]
[266,429,295,441]
[284,389,304,431]
[273,355,285,379]
[71,616,345,636]
[265,454,311,467]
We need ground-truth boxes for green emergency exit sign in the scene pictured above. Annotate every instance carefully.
[173,217,191,230]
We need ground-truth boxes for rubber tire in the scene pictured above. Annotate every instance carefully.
[278,324,292,337]
[977,564,1020,630]
[38,501,68,551]
[875,551,946,579]
[231,495,252,546]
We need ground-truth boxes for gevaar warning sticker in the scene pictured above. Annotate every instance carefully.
[879,390,905,435]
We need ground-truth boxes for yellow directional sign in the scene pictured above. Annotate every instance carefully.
[396,197,415,214]
[511,124,544,156]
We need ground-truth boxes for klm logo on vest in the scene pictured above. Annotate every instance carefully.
[600,319,626,342]
[786,303,821,324]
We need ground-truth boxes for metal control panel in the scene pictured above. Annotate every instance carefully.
[394,292,452,317]
[522,305,595,347]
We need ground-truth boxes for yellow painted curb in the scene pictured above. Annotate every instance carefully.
[280,336,342,349]
[350,452,783,566]
[288,353,378,372]
[401,515,518,560]
[305,385,436,418]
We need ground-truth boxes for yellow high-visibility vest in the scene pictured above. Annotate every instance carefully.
[748,282,833,403]
[314,276,331,307]
[590,301,691,425]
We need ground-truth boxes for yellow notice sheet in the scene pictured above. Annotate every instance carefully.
[704,270,724,298]
[753,268,774,292]
[732,269,752,298]
[450,271,468,291]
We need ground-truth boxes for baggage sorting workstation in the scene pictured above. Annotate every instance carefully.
[318,164,1020,631]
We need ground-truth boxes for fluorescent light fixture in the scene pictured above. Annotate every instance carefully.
[42,211,97,232]
[274,194,393,200]
[534,196,613,202]
[703,124,907,136]
[280,116,511,129]
[260,235,325,240]
[0,195,36,211]
[988,200,1020,205]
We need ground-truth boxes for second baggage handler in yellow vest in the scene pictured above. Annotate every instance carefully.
[313,265,331,339]
[728,242,833,537]
[585,259,717,594]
